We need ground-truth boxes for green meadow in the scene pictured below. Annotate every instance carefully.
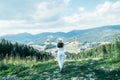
[0,38,120,80]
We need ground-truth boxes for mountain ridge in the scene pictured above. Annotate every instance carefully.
[1,25,120,44]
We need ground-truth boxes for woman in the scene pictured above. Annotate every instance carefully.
[56,38,70,72]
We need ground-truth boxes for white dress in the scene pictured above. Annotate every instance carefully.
[57,47,65,70]
[57,42,69,70]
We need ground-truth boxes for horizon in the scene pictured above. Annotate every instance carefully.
[0,0,120,36]
[0,24,119,36]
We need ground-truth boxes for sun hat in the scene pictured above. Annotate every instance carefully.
[57,38,63,43]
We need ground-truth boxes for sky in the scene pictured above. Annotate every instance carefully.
[0,0,120,36]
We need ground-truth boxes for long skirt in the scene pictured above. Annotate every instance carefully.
[57,50,65,70]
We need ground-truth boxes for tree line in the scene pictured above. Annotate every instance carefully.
[0,39,53,61]
[66,38,120,59]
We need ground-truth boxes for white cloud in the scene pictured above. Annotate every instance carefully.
[61,1,120,29]
[63,0,70,4]
[0,19,61,35]
[78,7,85,12]
[96,1,112,15]
[31,0,68,21]
[112,1,120,9]
[0,20,26,28]
[0,0,120,36]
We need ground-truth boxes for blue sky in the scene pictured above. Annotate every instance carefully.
[0,0,120,35]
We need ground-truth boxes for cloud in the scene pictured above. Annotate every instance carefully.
[63,0,71,4]
[61,1,120,29]
[0,0,120,36]
[78,7,85,12]
[96,1,112,15]
[31,0,69,22]
[0,0,71,35]
[112,1,120,9]
[0,20,26,27]
[0,19,65,35]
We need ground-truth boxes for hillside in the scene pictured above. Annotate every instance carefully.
[1,25,120,44]
[0,35,120,80]
[0,58,120,80]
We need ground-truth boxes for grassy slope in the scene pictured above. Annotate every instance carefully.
[0,57,120,80]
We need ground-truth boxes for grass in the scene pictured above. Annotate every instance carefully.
[0,57,120,80]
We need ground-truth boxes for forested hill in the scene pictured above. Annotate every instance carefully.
[1,25,120,44]
[0,39,52,61]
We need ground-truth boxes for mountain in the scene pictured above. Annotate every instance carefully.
[1,25,120,44]
[76,25,120,42]
[1,33,33,44]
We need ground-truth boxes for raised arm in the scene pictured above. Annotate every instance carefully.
[64,42,70,45]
